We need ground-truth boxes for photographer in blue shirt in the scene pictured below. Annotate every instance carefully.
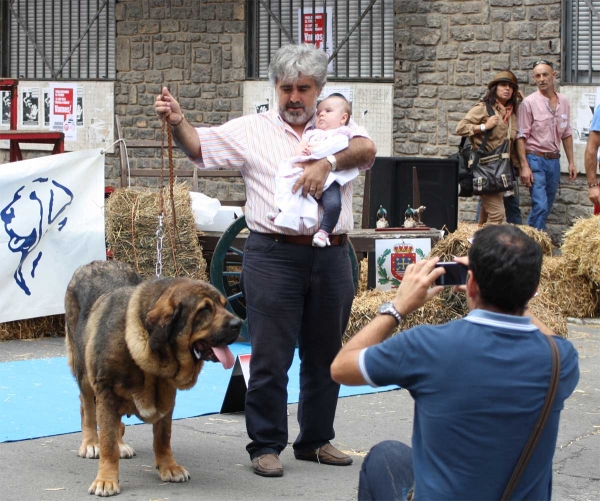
[332,225,579,500]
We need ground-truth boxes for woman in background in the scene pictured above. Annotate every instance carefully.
[457,71,521,224]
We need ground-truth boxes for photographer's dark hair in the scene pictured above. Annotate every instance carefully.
[468,225,542,314]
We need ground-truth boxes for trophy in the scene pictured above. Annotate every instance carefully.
[376,205,389,228]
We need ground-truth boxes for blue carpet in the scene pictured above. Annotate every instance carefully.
[0,342,398,443]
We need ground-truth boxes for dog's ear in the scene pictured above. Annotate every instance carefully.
[144,293,181,354]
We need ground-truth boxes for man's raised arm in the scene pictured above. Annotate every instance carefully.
[331,259,444,386]
[154,86,203,160]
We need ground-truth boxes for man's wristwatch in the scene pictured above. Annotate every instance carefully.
[480,124,486,132]
[378,302,402,326]
[326,154,337,172]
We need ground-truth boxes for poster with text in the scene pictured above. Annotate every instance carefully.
[298,8,334,72]
[1,90,11,125]
[20,87,40,127]
[43,88,50,127]
[76,87,84,126]
[50,83,77,141]
[374,238,432,291]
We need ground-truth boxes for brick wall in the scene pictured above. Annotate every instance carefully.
[109,0,246,201]
[393,0,593,244]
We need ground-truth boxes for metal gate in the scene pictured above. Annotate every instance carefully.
[1,0,115,80]
[246,0,394,81]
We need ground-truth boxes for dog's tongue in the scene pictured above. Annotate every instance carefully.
[212,346,235,370]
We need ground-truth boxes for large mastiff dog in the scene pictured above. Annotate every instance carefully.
[65,260,242,496]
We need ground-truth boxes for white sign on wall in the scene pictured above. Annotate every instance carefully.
[50,82,77,141]
[0,149,106,322]
[375,238,432,291]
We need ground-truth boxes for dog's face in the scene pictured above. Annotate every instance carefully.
[139,279,242,389]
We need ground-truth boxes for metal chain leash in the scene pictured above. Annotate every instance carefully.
[155,213,164,277]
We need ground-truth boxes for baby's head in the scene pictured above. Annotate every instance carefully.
[316,93,351,130]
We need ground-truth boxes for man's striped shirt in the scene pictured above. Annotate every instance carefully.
[193,109,372,235]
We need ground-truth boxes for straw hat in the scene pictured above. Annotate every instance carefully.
[488,70,519,89]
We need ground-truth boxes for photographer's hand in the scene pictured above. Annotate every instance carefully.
[392,258,445,317]
[331,258,444,386]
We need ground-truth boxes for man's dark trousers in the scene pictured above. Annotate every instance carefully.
[241,232,355,459]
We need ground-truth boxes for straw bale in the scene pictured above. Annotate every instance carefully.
[356,258,369,296]
[106,183,207,280]
[429,223,478,261]
[430,223,553,261]
[561,215,600,284]
[344,278,572,342]
[526,300,567,337]
[534,256,598,320]
[0,314,65,341]
[344,288,467,343]
[514,225,554,256]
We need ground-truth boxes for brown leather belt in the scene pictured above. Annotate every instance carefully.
[526,150,560,159]
[259,233,348,246]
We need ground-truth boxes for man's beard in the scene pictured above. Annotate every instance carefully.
[279,101,316,126]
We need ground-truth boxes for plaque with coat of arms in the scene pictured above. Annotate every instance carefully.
[375,238,431,291]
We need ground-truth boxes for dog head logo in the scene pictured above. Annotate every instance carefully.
[1,177,74,295]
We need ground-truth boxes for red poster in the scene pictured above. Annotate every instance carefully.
[53,88,74,117]
[302,13,326,46]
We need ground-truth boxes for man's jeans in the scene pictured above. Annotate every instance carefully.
[358,440,414,501]
[526,154,560,231]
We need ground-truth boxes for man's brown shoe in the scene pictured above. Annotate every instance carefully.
[252,453,283,477]
[294,443,353,466]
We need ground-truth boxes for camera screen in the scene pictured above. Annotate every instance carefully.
[434,263,468,286]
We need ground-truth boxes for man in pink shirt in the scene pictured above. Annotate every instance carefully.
[516,60,577,231]
[155,44,376,478]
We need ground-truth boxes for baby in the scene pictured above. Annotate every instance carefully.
[268,94,358,247]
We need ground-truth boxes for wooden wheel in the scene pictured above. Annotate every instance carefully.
[210,215,359,341]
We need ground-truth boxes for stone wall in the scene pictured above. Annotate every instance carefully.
[393,0,594,244]
[109,0,246,199]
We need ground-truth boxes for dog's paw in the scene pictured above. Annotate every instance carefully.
[88,478,120,497]
[119,443,136,459]
[157,463,191,483]
[78,444,100,459]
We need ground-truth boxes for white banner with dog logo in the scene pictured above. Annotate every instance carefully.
[0,149,106,322]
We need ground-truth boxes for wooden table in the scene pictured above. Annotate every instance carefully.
[0,130,65,162]
[198,227,444,289]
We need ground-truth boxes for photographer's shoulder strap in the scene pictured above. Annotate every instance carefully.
[501,334,561,501]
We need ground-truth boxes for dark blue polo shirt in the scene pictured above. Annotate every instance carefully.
[360,309,579,500]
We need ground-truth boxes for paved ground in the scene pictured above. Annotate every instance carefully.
[0,324,598,501]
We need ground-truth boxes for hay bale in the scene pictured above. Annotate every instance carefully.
[0,315,65,341]
[356,258,369,296]
[430,222,553,261]
[106,183,207,280]
[344,288,467,343]
[344,281,571,342]
[561,215,600,284]
[515,224,553,256]
[534,256,598,320]
[429,223,478,261]
[526,300,567,337]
